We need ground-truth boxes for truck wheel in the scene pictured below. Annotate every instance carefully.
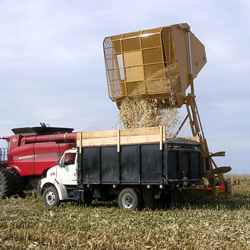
[8,168,24,196]
[43,186,60,207]
[0,168,13,198]
[118,188,141,211]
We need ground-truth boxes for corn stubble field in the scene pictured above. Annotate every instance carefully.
[0,175,249,250]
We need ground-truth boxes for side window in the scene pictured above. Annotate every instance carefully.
[62,153,76,166]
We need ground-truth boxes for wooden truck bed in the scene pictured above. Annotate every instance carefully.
[76,126,200,152]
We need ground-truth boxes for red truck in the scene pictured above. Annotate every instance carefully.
[0,124,76,198]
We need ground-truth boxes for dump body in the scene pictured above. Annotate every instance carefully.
[76,127,202,185]
[103,23,206,107]
[77,139,202,186]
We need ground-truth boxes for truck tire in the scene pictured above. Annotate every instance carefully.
[0,168,14,198]
[42,186,60,207]
[118,188,142,211]
[8,168,24,196]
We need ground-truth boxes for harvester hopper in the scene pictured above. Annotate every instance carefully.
[103,23,206,108]
[103,23,231,186]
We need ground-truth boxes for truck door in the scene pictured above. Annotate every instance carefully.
[57,152,77,185]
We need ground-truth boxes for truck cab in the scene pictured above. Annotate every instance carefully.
[57,149,77,185]
[40,149,78,206]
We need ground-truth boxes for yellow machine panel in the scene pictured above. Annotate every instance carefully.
[103,23,206,107]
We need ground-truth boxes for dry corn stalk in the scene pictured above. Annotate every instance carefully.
[118,97,179,138]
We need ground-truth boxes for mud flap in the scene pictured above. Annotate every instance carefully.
[141,187,154,208]
[170,188,180,206]
[74,189,92,204]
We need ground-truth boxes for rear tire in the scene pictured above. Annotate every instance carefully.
[42,186,60,207]
[8,168,24,196]
[118,188,142,211]
[0,168,14,198]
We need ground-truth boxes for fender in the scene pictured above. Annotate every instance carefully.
[8,165,24,176]
[9,164,50,178]
[40,176,68,201]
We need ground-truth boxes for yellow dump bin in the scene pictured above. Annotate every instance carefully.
[103,23,206,107]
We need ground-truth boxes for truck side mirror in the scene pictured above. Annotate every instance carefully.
[59,159,65,168]
[59,156,65,168]
[57,153,62,165]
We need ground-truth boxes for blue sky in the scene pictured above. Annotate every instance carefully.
[0,0,249,174]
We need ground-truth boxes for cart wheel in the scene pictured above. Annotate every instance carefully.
[118,188,141,211]
[43,186,60,207]
[0,168,13,198]
[8,168,24,196]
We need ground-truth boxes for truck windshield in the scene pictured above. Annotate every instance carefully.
[62,153,76,166]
